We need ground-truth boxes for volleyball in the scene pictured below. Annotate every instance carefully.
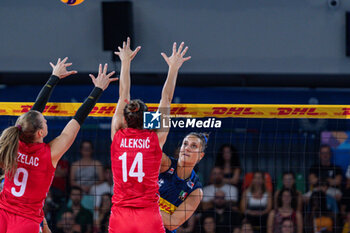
[60,0,85,6]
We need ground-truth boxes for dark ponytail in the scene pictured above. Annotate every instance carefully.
[123,99,148,129]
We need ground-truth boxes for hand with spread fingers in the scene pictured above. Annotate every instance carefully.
[114,37,141,62]
[161,42,191,70]
[50,57,78,79]
[89,63,118,91]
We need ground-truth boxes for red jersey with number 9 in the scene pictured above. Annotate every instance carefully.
[0,141,55,223]
[111,128,162,208]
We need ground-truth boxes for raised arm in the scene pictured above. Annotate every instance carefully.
[161,188,202,231]
[157,42,191,149]
[111,37,141,140]
[50,64,117,167]
[32,57,77,112]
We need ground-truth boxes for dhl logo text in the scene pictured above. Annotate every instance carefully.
[1,103,350,119]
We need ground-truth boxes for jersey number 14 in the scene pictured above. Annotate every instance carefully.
[118,152,145,183]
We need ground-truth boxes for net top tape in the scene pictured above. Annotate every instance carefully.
[1,102,350,119]
[0,102,350,119]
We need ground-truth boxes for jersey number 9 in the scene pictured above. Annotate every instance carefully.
[11,168,28,197]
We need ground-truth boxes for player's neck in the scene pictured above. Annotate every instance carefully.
[176,164,193,180]
[33,138,43,143]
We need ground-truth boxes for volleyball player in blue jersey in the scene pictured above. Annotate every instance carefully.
[158,132,208,232]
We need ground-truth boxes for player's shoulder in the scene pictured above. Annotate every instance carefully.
[195,187,203,197]
[168,156,178,164]
[191,172,202,189]
[188,187,203,199]
[160,156,178,175]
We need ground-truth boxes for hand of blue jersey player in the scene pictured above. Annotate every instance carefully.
[49,57,77,79]
[161,42,191,70]
[114,37,141,62]
[89,63,118,91]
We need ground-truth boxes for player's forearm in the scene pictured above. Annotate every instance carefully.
[161,210,174,230]
[73,87,103,125]
[161,66,179,104]
[161,210,181,231]
[119,60,131,99]
[32,75,60,112]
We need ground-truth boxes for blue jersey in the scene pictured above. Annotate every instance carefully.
[158,157,202,233]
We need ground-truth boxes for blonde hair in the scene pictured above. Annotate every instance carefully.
[0,110,43,175]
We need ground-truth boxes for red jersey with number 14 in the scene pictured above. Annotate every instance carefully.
[0,141,55,223]
[111,128,162,208]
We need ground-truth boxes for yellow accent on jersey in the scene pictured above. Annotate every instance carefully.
[158,197,177,214]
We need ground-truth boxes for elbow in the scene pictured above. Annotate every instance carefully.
[160,99,172,109]
[160,97,172,105]
[164,216,180,231]
[169,226,178,231]
[165,224,179,231]
[119,92,130,100]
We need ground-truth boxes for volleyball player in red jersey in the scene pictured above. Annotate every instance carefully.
[0,58,117,233]
[109,38,190,233]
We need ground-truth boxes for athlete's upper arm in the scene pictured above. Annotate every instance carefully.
[170,188,203,228]
[49,119,80,168]
[160,153,172,173]
[111,98,128,140]
[156,98,171,149]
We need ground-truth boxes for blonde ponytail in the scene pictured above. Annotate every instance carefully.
[0,126,20,175]
[0,110,43,175]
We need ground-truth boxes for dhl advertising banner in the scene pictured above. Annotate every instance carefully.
[1,102,350,119]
